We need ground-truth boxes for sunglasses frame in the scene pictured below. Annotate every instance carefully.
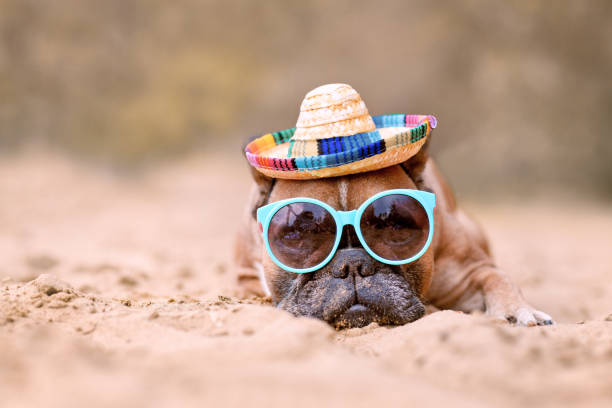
[257,189,436,273]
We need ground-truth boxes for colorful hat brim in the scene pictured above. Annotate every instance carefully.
[245,114,437,180]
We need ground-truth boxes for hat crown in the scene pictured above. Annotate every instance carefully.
[300,83,360,110]
[293,83,376,141]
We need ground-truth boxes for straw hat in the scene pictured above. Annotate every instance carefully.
[245,83,437,179]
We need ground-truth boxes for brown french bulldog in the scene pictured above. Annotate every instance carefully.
[234,141,553,328]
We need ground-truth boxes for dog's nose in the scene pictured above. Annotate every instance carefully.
[331,248,376,278]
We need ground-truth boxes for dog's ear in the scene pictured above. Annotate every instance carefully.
[399,139,430,190]
[248,165,276,218]
[242,137,277,220]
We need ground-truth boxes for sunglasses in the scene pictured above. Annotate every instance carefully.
[257,189,436,273]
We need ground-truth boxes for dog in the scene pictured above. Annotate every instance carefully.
[234,141,553,328]
[234,84,552,328]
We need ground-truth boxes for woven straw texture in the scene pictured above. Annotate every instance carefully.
[293,84,375,140]
[300,83,360,110]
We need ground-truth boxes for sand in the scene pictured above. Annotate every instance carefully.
[1,152,611,408]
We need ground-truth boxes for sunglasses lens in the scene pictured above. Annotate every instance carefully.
[359,194,430,261]
[268,202,337,270]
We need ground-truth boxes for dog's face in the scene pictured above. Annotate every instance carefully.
[260,165,434,329]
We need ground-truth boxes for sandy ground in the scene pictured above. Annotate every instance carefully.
[1,152,611,408]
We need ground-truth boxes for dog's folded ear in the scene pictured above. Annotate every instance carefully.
[400,139,430,189]
[242,136,276,219]
[248,166,276,220]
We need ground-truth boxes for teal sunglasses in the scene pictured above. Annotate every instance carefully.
[257,189,436,273]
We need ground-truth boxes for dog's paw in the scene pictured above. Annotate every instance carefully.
[488,305,554,327]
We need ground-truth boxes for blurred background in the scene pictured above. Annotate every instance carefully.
[1,0,611,199]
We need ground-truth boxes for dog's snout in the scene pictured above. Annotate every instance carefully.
[331,248,376,279]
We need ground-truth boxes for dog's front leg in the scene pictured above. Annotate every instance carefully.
[457,265,554,326]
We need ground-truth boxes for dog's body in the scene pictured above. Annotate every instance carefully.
[235,143,552,327]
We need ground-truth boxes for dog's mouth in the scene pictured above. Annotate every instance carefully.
[278,267,426,330]
[332,296,426,330]
[333,304,374,329]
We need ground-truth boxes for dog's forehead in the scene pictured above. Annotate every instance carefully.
[270,165,416,210]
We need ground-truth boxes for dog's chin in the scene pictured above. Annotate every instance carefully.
[333,304,374,329]
[332,298,426,329]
